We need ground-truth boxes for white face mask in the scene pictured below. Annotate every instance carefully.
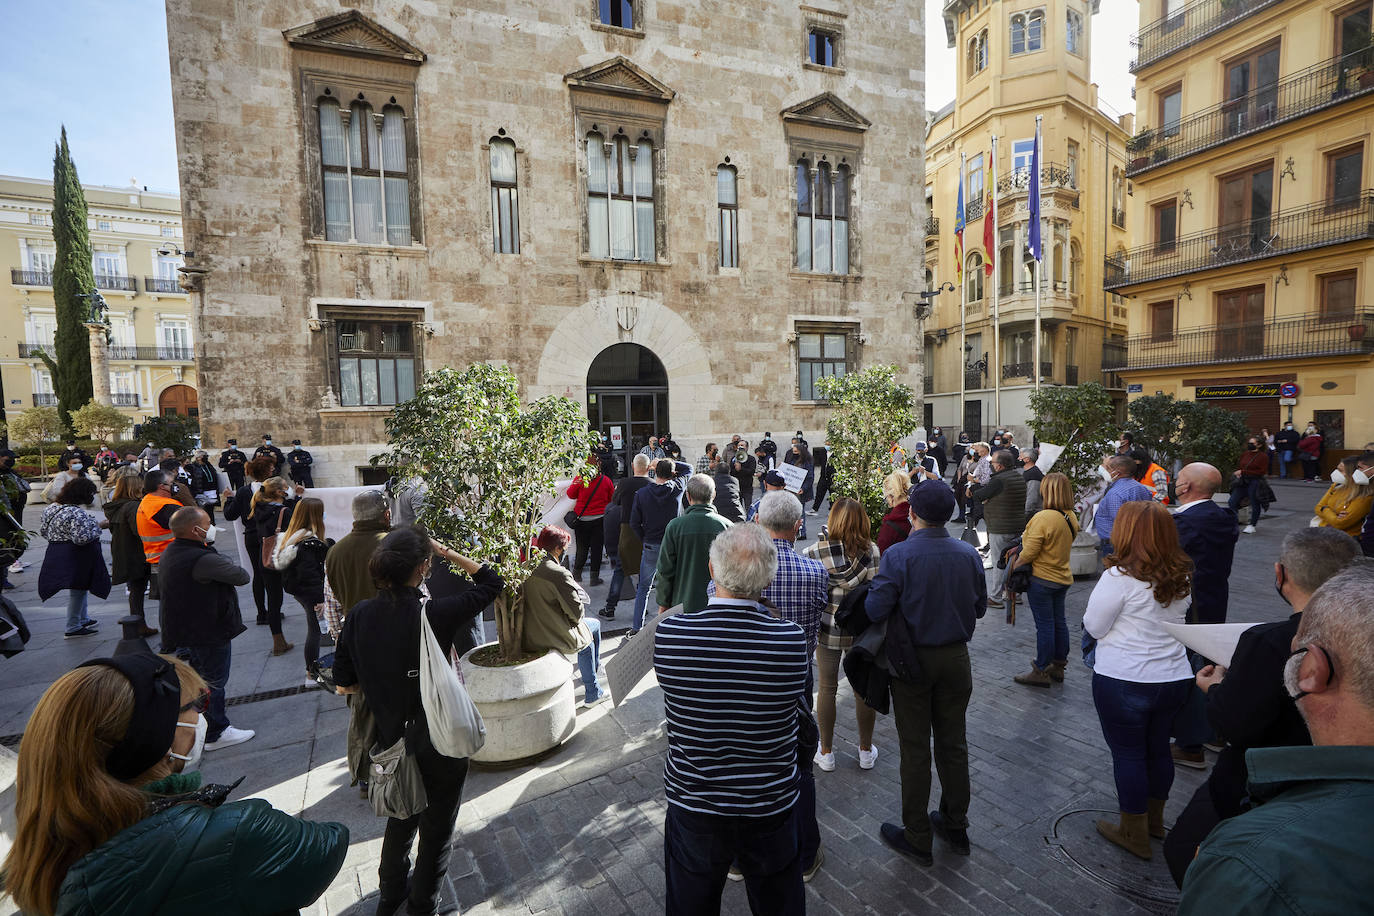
[1356,469,1372,486]
[70,463,83,471]
[1099,466,1113,482]
[168,714,208,771]
[1331,470,1347,486]
[197,525,221,544]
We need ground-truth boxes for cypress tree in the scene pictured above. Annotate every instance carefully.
[51,126,95,432]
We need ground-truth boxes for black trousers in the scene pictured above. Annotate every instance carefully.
[664,804,804,916]
[261,567,285,635]
[245,536,267,615]
[890,644,973,853]
[1164,780,1222,889]
[572,516,605,578]
[378,749,470,915]
[125,566,151,620]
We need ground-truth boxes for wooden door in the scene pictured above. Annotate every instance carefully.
[158,384,198,417]
[1215,287,1266,360]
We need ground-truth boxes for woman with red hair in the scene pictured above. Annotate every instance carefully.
[1084,500,1194,862]
[523,525,605,706]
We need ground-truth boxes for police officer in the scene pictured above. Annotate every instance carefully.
[57,439,91,472]
[218,438,248,490]
[287,439,314,488]
[254,435,284,474]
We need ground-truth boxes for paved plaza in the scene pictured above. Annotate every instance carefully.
[0,480,1326,915]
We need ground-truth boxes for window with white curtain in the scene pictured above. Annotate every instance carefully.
[489,137,520,254]
[717,164,738,268]
[93,252,125,281]
[318,98,411,245]
[586,132,656,262]
[795,158,850,274]
[158,319,192,359]
[27,249,55,274]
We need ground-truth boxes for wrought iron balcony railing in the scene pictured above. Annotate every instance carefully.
[94,274,138,292]
[1127,47,1374,177]
[965,197,984,222]
[108,346,195,361]
[144,276,185,294]
[1102,341,1128,388]
[925,216,940,237]
[111,392,140,407]
[1129,0,1286,73]
[996,162,1076,195]
[32,393,57,406]
[18,342,52,358]
[11,269,52,287]
[1104,309,1374,371]
[1001,361,1054,380]
[964,367,986,389]
[1104,192,1374,290]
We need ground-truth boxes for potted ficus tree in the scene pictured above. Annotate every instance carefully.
[376,362,595,764]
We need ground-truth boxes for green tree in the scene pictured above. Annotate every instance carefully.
[815,366,918,531]
[1127,393,1184,466]
[137,414,200,456]
[1177,401,1249,489]
[71,399,131,444]
[1026,381,1120,497]
[51,127,96,432]
[8,407,64,475]
[376,363,595,662]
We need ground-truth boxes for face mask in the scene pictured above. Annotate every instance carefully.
[264,439,272,445]
[292,445,300,451]
[1355,469,1371,486]
[71,463,83,471]
[1099,466,1113,482]
[1331,470,1347,485]
[1274,566,1290,607]
[1285,425,1293,430]
[147,443,154,448]
[197,525,220,544]
[168,714,208,771]
[67,445,75,451]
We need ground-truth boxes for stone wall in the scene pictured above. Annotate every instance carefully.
[167,0,927,486]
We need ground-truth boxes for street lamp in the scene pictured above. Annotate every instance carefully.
[911,281,957,320]
[156,243,206,292]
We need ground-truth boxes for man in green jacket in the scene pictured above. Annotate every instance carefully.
[1179,563,1374,915]
[656,474,732,615]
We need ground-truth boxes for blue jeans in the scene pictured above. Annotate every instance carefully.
[1092,673,1191,813]
[577,616,603,701]
[181,642,233,741]
[64,589,92,632]
[1026,577,1070,670]
[664,804,803,916]
[1228,477,1261,526]
[1279,450,1294,478]
[633,542,661,631]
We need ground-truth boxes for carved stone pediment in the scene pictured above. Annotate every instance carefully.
[283,10,426,65]
[781,92,871,132]
[564,56,675,103]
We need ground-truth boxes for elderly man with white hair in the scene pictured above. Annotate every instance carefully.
[655,523,810,915]
[1179,562,1374,914]
[655,473,731,616]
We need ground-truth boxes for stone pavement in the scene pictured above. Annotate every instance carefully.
[0,479,1330,915]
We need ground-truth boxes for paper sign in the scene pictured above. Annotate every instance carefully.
[605,604,681,707]
[610,426,623,448]
[775,463,807,493]
[1037,442,1065,475]
[1161,622,1258,668]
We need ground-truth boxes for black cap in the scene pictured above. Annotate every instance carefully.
[291,439,301,445]
[909,480,956,525]
[762,469,787,488]
[227,438,237,445]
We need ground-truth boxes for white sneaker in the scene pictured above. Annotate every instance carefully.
[8,562,24,573]
[580,692,610,709]
[814,748,836,772]
[858,743,879,770]
[205,726,255,750]
[806,509,818,516]
[1243,525,1256,534]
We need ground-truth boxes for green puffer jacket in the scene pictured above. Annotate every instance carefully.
[55,776,348,916]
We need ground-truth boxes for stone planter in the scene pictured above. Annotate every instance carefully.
[459,644,576,765]
[1070,529,1101,577]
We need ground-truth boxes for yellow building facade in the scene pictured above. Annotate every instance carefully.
[924,0,1132,442]
[0,175,198,437]
[1109,0,1374,465]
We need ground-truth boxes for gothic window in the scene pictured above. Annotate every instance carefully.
[489,135,520,254]
[717,164,739,268]
[587,131,656,262]
[796,158,851,274]
[1066,9,1083,55]
[967,29,989,76]
[1010,9,1045,55]
[319,98,412,245]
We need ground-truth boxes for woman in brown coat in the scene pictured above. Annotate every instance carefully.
[521,526,605,707]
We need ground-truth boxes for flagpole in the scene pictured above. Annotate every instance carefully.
[958,152,968,439]
[1033,116,1043,394]
[990,135,1001,427]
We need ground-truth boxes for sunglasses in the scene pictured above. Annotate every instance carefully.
[179,688,210,714]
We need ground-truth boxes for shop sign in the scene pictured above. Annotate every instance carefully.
[1195,383,1282,399]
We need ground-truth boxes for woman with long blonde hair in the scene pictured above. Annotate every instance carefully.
[249,475,299,656]
[803,497,882,771]
[1313,455,1374,538]
[876,469,912,554]
[276,497,332,684]
[2,653,346,915]
[101,468,156,635]
[1084,500,1194,861]
[1010,472,1080,688]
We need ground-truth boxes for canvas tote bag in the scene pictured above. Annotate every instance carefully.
[419,602,486,758]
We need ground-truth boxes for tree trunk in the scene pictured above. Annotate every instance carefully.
[495,586,525,662]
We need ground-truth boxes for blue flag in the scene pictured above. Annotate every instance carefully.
[954,156,965,283]
[1027,123,1042,262]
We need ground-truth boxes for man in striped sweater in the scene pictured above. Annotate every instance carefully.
[654,523,810,915]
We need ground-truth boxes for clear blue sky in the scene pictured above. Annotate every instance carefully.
[0,0,180,192]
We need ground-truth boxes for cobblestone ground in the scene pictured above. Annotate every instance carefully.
[0,481,1322,915]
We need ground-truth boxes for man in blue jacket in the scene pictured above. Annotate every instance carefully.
[629,459,681,635]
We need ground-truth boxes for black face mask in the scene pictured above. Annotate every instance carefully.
[1275,566,1291,608]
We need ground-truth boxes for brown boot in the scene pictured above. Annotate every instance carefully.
[271,633,295,656]
[1147,798,1167,839]
[1013,664,1052,687]
[1047,660,1067,682]
[1096,812,1153,860]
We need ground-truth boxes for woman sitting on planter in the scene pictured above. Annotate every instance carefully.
[1313,456,1374,538]
[333,527,502,916]
[522,525,607,708]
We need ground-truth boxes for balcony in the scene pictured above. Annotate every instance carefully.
[111,392,140,407]
[993,280,1079,325]
[144,276,185,294]
[1127,48,1374,177]
[996,162,1075,196]
[11,268,52,287]
[1129,0,1286,73]
[94,274,138,292]
[109,345,195,361]
[964,367,987,390]
[965,197,984,222]
[17,342,53,358]
[1001,361,1054,381]
[32,393,57,407]
[1102,341,1128,388]
[925,216,939,237]
[1104,192,1374,291]
[1106,309,1374,371]
[923,376,934,395]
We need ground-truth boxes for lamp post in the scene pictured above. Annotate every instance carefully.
[907,282,956,433]
[76,288,112,406]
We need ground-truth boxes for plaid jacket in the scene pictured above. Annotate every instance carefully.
[802,535,880,651]
[761,538,829,654]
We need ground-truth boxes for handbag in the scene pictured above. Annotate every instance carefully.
[261,506,286,570]
[563,473,603,529]
[367,734,428,819]
[419,600,486,758]
[960,518,981,547]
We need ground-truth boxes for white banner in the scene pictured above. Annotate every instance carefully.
[1036,442,1065,475]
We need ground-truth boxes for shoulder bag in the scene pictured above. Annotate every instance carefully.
[563,473,603,530]
[368,733,428,819]
[419,600,486,758]
[261,505,286,570]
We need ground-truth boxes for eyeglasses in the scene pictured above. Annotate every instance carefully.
[1289,643,1336,689]
[179,688,210,714]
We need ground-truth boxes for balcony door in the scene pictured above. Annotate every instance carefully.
[1215,286,1266,361]
[1223,41,1280,136]
[1217,164,1273,253]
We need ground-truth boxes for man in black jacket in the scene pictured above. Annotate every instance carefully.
[1162,527,1359,888]
[730,441,756,508]
[287,439,314,488]
[254,435,284,474]
[1273,421,1300,479]
[600,455,653,621]
[57,439,91,472]
[218,439,248,489]
[159,506,255,751]
[629,459,682,635]
[970,450,1027,609]
[711,461,745,523]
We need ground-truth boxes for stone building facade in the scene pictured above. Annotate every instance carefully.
[165,1,927,486]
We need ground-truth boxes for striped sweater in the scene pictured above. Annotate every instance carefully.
[654,599,809,817]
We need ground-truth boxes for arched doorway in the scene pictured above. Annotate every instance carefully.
[586,343,668,476]
[158,384,199,418]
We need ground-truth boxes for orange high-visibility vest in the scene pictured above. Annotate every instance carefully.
[137,494,181,565]
[1145,462,1171,505]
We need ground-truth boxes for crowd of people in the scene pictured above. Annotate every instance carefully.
[4,419,1374,915]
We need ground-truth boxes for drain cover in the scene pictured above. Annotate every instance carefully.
[1046,808,1180,914]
